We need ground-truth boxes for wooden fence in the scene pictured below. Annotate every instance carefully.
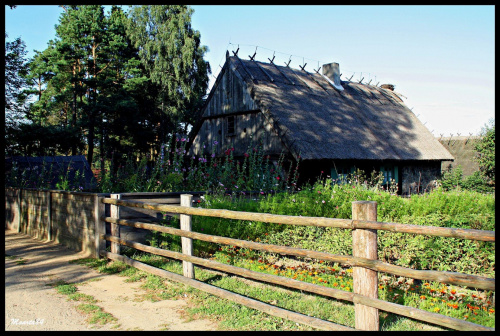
[4,188,204,255]
[97,194,495,331]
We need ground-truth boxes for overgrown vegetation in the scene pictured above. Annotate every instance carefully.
[46,280,118,327]
[149,174,494,277]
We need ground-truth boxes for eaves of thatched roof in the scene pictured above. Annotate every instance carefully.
[195,54,454,162]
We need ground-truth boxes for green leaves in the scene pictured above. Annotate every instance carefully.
[126,5,210,129]
[475,120,495,184]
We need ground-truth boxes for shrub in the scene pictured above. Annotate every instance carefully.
[191,176,495,277]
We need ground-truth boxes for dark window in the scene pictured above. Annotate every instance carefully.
[331,166,354,184]
[226,116,235,137]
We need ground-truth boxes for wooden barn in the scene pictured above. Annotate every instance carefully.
[188,52,454,195]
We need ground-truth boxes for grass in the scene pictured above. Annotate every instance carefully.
[5,254,28,265]
[46,280,118,327]
[72,253,496,331]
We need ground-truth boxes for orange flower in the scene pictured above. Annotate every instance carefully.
[489,308,495,313]
[452,304,458,309]
[420,296,426,300]
[333,283,338,287]
[451,290,456,295]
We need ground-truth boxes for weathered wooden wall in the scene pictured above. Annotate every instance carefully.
[21,190,50,240]
[191,63,284,158]
[5,189,110,255]
[5,188,21,232]
[4,189,204,255]
[50,191,105,253]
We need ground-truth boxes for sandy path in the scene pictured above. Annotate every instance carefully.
[5,229,217,331]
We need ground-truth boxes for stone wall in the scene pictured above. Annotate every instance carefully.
[401,162,442,195]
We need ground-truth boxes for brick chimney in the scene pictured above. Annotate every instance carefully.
[380,84,395,91]
[322,62,343,91]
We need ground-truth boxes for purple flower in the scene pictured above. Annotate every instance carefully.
[213,140,218,145]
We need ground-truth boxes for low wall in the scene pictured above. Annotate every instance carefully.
[5,188,110,256]
[4,188,205,256]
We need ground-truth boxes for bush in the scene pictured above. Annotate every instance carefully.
[190,176,495,277]
[439,165,494,193]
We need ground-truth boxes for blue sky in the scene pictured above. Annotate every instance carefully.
[5,5,495,136]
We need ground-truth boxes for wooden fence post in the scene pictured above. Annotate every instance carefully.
[352,201,379,331]
[15,188,22,233]
[180,194,195,279]
[110,194,121,255]
[94,194,106,258]
[20,189,26,234]
[46,190,52,241]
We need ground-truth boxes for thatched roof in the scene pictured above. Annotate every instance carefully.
[206,55,454,162]
[5,155,97,190]
[438,136,481,175]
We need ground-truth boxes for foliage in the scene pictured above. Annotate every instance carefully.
[126,5,210,134]
[97,137,296,194]
[189,175,494,278]
[5,33,31,155]
[439,165,494,193]
[10,5,210,169]
[5,158,88,192]
[475,119,495,185]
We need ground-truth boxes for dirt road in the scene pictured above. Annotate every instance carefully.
[5,229,217,331]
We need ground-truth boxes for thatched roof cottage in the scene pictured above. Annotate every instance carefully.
[5,155,97,191]
[188,52,454,195]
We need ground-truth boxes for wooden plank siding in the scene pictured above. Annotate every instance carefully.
[190,59,284,159]
[4,189,205,256]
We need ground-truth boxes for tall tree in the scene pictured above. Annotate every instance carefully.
[126,5,210,142]
[5,33,29,129]
[54,5,110,166]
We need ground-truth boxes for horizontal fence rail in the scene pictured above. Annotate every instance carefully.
[98,195,495,331]
[101,198,495,242]
[101,234,492,331]
[101,251,354,331]
[103,217,494,291]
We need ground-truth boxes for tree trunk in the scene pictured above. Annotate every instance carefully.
[87,112,95,168]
